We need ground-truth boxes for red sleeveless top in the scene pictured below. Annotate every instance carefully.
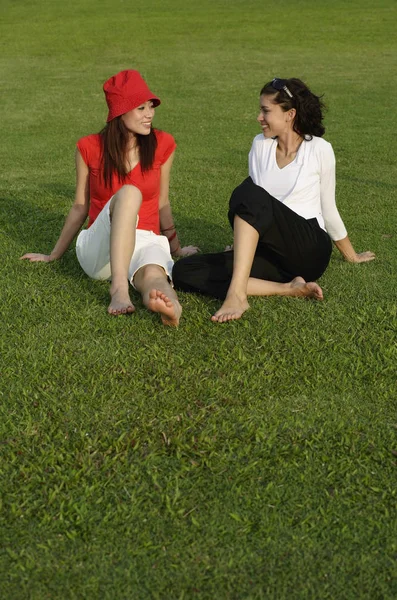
[77,129,176,233]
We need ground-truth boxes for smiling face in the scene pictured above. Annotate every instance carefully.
[120,101,155,136]
[257,94,295,138]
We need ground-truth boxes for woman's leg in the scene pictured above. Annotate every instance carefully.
[211,178,331,321]
[227,178,332,282]
[108,185,142,315]
[172,251,236,300]
[211,216,257,322]
[173,246,322,302]
[211,216,323,322]
[133,264,182,326]
[247,276,322,299]
[173,178,330,320]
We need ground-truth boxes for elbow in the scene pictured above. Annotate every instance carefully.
[333,235,348,244]
[78,203,89,216]
[323,218,347,243]
[159,199,170,210]
[74,204,89,222]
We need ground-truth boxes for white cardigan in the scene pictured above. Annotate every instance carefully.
[248,134,347,241]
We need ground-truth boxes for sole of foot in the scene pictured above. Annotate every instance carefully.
[147,289,181,326]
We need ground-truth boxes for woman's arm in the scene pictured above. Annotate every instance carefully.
[159,151,199,257]
[319,142,375,263]
[333,237,375,263]
[21,149,90,262]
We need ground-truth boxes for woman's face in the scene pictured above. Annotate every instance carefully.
[121,101,155,135]
[257,94,294,138]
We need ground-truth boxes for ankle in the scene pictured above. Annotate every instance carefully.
[226,288,247,301]
[110,279,129,295]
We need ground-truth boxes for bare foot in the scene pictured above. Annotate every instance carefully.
[289,277,323,300]
[211,292,250,323]
[108,286,135,316]
[147,289,182,326]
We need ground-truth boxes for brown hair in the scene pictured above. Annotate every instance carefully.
[260,78,325,139]
[99,117,158,188]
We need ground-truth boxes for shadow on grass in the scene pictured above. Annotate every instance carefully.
[2,182,230,251]
[1,188,230,306]
[172,212,231,252]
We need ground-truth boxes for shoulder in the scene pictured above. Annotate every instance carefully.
[305,136,335,164]
[76,133,102,167]
[154,129,176,148]
[308,135,334,154]
[77,133,102,151]
[251,133,273,146]
[154,129,177,165]
[250,134,274,154]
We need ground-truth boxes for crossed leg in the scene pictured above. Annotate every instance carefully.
[247,276,323,300]
[211,216,323,323]
[134,264,182,327]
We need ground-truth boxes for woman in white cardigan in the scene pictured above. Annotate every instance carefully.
[173,78,375,322]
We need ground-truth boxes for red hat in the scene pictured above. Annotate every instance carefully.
[103,70,161,122]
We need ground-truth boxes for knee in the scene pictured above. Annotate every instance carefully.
[172,258,188,282]
[119,184,142,199]
[111,185,142,211]
[172,256,198,286]
[136,264,166,284]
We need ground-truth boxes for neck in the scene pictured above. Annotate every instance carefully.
[277,131,304,156]
[127,132,138,150]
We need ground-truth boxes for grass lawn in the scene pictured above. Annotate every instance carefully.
[1,0,397,598]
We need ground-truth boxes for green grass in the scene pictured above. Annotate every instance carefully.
[1,0,397,598]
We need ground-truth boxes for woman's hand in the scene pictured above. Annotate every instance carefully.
[347,251,376,263]
[334,238,375,264]
[20,253,54,262]
[173,245,200,258]
[20,152,89,265]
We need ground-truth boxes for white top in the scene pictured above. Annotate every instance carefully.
[248,135,347,241]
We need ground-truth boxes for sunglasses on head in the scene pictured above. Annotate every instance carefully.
[272,78,293,98]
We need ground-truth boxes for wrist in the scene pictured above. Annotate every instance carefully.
[171,244,182,257]
[167,230,177,244]
[344,253,358,263]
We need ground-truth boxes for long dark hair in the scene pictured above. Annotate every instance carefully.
[260,78,325,139]
[99,117,157,188]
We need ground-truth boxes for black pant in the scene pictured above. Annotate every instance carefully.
[173,177,333,300]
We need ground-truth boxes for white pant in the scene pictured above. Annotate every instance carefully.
[75,200,174,285]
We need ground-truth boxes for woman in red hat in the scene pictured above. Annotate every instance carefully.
[21,70,198,325]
